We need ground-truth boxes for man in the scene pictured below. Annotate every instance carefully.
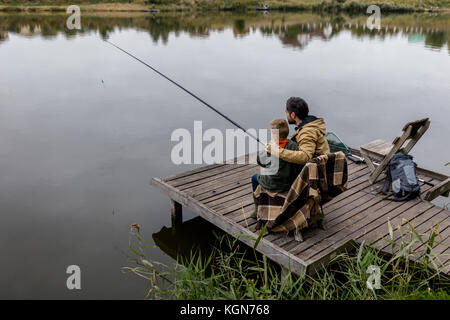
[266,96,330,166]
[250,97,330,218]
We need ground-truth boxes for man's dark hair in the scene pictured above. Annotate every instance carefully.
[286,97,309,120]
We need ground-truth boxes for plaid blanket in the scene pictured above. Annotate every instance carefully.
[254,152,348,235]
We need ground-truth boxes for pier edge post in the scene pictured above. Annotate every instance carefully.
[171,200,182,233]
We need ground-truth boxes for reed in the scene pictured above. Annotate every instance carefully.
[123,217,449,300]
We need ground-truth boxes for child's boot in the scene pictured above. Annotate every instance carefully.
[251,195,258,219]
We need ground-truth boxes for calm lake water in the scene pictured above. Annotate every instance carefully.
[0,11,449,299]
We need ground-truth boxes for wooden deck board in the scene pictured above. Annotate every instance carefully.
[375,206,447,250]
[178,165,256,190]
[152,147,450,277]
[187,166,258,196]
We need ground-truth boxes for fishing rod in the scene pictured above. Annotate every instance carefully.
[103,39,264,147]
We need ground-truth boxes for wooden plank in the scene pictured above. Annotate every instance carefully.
[346,162,368,175]
[164,163,225,182]
[202,183,251,204]
[411,229,450,271]
[407,215,450,256]
[204,186,252,207]
[360,139,388,150]
[347,166,371,181]
[429,254,450,274]
[376,206,449,252]
[193,169,258,201]
[321,171,374,208]
[443,262,450,275]
[286,177,434,258]
[283,239,306,252]
[165,151,256,183]
[326,188,390,225]
[152,177,310,276]
[374,206,442,250]
[296,181,436,262]
[228,203,257,222]
[183,165,257,190]
[273,235,296,247]
[431,232,450,264]
[177,165,256,190]
[321,182,372,211]
[322,179,383,214]
[368,141,393,155]
[238,216,258,232]
[368,205,441,251]
[214,194,254,215]
[239,219,259,233]
[306,238,356,276]
[184,166,258,194]
[424,178,450,201]
[208,189,254,210]
[170,164,244,187]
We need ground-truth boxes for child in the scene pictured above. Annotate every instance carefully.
[251,119,301,218]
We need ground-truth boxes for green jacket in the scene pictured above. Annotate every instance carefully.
[257,140,302,193]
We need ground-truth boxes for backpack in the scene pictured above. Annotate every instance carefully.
[379,153,421,201]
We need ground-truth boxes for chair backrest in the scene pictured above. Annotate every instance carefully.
[361,118,430,184]
[402,117,430,136]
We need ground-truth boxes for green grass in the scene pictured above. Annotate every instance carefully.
[123,220,449,300]
[1,0,449,13]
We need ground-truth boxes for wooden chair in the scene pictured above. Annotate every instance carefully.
[360,118,431,184]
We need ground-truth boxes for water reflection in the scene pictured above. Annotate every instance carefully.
[152,217,221,262]
[1,12,449,52]
[0,11,449,299]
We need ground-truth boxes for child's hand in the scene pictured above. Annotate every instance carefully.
[266,142,277,154]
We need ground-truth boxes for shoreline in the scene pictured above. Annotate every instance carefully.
[0,1,449,14]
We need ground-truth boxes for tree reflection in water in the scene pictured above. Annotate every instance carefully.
[0,12,449,52]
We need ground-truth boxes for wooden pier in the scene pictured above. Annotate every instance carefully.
[152,140,450,277]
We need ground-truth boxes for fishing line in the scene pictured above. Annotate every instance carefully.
[103,39,264,146]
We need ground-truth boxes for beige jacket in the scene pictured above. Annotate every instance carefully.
[278,118,330,165]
